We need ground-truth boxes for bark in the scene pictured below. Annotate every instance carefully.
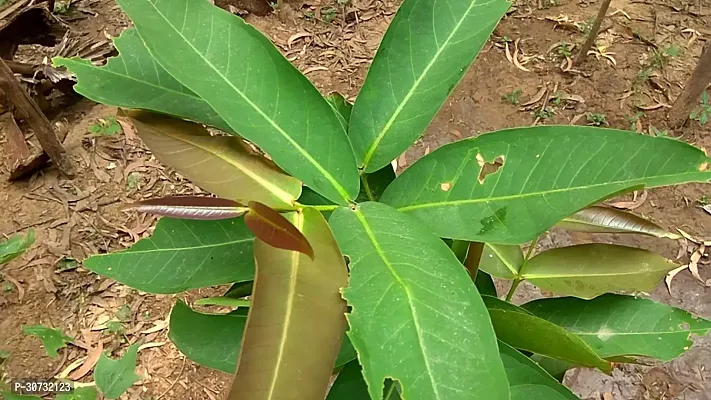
[668,42,711,128]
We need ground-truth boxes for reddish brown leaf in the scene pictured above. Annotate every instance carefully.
[244,201,314,259]
[120,196,248,220]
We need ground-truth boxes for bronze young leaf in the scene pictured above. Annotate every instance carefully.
[557,206,680,239]
[244,201,315,259]
[120,196,248,220]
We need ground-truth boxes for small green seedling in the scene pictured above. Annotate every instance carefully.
[586,112,607,126]
[648,125,668,137]
[534,106,554,120]
[321,7,337,23]
[625,112,644,130]
[88,117,122,136]
[690,91,710,126]
[697,195,709,206]
[53,0,71,14]
[650,44,682,68]
[501,88,522,105]
[557,42,572,58]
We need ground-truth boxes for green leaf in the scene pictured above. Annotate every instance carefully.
[522,244,679,299]
[329,202,509,400]
[522,294,711,361]
[475,270,498,297]
[357,165,397,202]
[94,343,140,399]
[326,360,369,400]
[380,126,711,244]
[350,0,511,172]
[22,325,72,358]
[327,92,353,129]
[123,110,302,208]
[335,335,358,369]
[0,229,35,265]
[499,342,579,400]
[227,208,349,400]
[224,281,253,298]
[529,355,571,382]
[117,0,359,204]
[53,29,229,132]
[168,300,247,373]
[479,244,523,280]
[483,296,611,372]
[84,218,254,294]
[557,206,680,239]
[55,386,98,400]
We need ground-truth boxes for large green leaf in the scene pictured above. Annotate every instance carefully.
[522,244,678,299]
[22,325,72,358]
[498,341,579,400]
[522,294,711,361]
[83,218,254,294]
[349,0,511,172]
[479,244,523,280]
[168,301,247,373]
[329,202,509,400]
[116,0,359,204]
[381,127,711,243]
[0,229,35,265]
[54,29,229,132]
[483,296,611,372]
[227,208,348,400]
[125,111,302,209]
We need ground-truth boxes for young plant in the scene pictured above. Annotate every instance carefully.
[55,0,711,399]
[586,112,607,126]
[501,88,522,105]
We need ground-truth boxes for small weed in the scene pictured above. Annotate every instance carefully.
[557,42,572,58]
[534,107,555,120]
[625,112,644,130]
[88,117,122,136]
[541,0,559,8]
[269,2,278,9]
[586,112,607,126]
[303,10,315,19]
[1,281,13,292]
[579,17,595,35]
[126,172,141,191]
[551,91,565,106]
[53,0,71,14]
[497,36,513,44]
[501,88,523,105]
[697,195,710,206]
[635,68,653,82]
[648,125,668,137]
[321,7,337,23]
[650,44,682,68]
[106,320,125,335]
[115,305,132,321]
[690,91,710,126]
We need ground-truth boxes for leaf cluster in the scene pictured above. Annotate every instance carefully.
[54,0,711,399]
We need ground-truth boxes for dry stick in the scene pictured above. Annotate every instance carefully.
[668,42,711,128]
[0,58,75,177]
[575,0,613,64]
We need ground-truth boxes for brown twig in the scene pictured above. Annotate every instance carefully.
[575,0,613,64]
[0,58,75,176]
[668,42,711,128]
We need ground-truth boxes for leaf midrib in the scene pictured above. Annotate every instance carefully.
[354,209,442,399]
[487,244,520,277]
[173,133,298,205]
[361,0,479,169]
[143,0,351,203]
[523,268,673,279]
[267,212,303,399]
[396,170,708,212]
[570,328,711,336]
[88,237,253,257]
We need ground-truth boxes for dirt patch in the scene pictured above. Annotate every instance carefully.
[1,0,711,399]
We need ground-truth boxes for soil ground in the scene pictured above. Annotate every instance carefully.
[1,0,710,399]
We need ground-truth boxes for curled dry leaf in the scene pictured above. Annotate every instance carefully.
[636,103,671,111]
[69,341,104,380]
[557,206,680,239]
[666,265,688,294]
[120,196,248,220]
[519,86,547,108]
[505,41,513,63]
[287,31,311,48]
[607,190,647,210]
[688,244,705,282]
[244,201,314,259]
[512,39,531,72]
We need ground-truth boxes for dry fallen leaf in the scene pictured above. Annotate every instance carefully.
[69,341,104,380]
[520,86,547,108]
[666,264,688,293]
[512,39,531,72]
[688,244,705,282]
[607,190,648,210]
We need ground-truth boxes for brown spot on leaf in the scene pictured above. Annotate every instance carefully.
[440,182,452,191]
[699,162,709,171]
[476,154,505,184]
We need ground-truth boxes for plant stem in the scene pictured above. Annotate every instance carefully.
[307,204,341,211]
[360,174,376,201]
[574,0,612,64]
[503,235,541,302]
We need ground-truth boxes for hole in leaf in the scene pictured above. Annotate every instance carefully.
[476,153,505,184]
[440,182,452,191]
[698,162,709,171]
[679,322,691,331]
